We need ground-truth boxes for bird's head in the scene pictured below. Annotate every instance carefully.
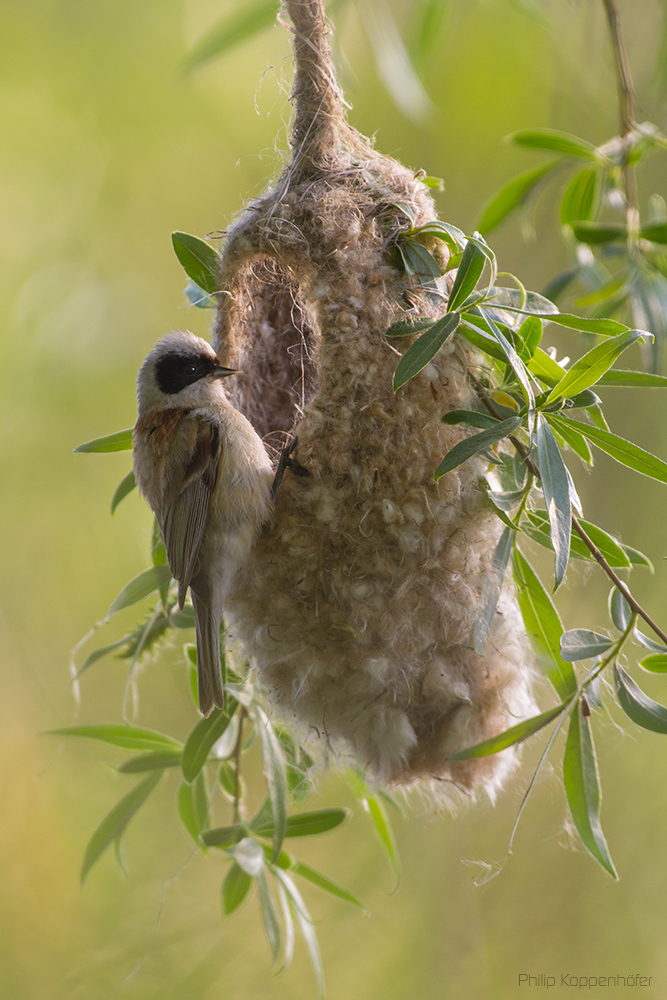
[137,330,238,412]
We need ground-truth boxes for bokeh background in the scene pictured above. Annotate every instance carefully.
[3,1,667,997]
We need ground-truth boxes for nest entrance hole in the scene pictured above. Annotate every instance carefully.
[225,256,320,460]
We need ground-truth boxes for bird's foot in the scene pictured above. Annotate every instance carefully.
[272,436,310,497]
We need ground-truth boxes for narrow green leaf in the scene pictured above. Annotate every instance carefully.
[171,232,220,294]
[528,347,567,386]
[477,160,561,234]
[429,221,467,249]
[178,773,209,842]
[587,403,610,431]
[110,471,136,513]
[366,794,400,884]
[273,870,324,997]
[76,636,132,676]
[182,0,280,73]
[254,808,349,839]
[434,416,522,481]
[567,389,601,409]
[218,760,239,800]
[545,314,629,336]
[614,665,667,733]
[257,868,281,962]
[393,313,460,391]
[47,725,181,752]
[556,415,667,485]
[448,703,567,761]
[275,727,315,804]
[201,823,247,849]
[441,408,499,429]
[118,751,182,773]
[634,629,667,653]
[486,485,527,512]
[222,862,253,915]
[640,222,667,243]
[150,517,167,569]
[467,235,497,287]
[80,772,162,884]
[563,703,616,876]
[291,860,365,909]
[74,428,133,453]
[513,549,576,698]
[518,314,543,358]
[639,654,667,673]
[609,588,632,632]
[485,286,558,316]
[184,279,216,309]
[400,238,442,283]
[385,318,434,338]
[447,241,486,312]
[526,509,631,569]
[105,565,172,619]
[480,307,535,420]
[545,331,641,405]
[596,369,667,387]
[536,416,571,589]
[560,629,614,661]
[571,222,626,244]
[182,705,236,783]
[560,167,600,225]
[545,413,592,464]
[274,878,295,975]
[510,128,597,159]
[474,526,513,653]
[254,706,287,861]
[459,316,508,362]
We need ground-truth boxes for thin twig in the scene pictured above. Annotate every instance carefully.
[601,0,639,229]
[468,372,667,647]
[601,0,635,136]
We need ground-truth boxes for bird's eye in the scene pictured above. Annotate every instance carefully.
[186,364,198,375]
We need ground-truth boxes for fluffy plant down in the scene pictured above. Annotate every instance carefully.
[210,0,536,800]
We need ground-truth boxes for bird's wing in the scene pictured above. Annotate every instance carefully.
[159,413,222,609]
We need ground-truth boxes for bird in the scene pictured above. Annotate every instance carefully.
[132,330,274,716]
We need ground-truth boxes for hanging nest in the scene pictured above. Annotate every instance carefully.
[212,0,535,801]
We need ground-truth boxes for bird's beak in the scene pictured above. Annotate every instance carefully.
[212,366,240,379]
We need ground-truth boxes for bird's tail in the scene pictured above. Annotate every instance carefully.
[190,585,225,716]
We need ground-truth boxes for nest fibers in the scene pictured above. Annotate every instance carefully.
[210,0,536,801]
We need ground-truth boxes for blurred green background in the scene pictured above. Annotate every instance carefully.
[3,1,667,997]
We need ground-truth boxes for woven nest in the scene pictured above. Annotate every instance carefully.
[212,0,535,801]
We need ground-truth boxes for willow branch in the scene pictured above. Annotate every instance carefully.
[602,0,635,136]
[468,372,667,647]
[601,0,639,229]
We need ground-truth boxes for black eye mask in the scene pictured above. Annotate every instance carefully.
[155,351,217,395]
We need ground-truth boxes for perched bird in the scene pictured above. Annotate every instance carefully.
[133,330,274,716]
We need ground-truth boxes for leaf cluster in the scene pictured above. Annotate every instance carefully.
[389,227,667,876]
[61,491,403,992]
[478,124,667,369]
